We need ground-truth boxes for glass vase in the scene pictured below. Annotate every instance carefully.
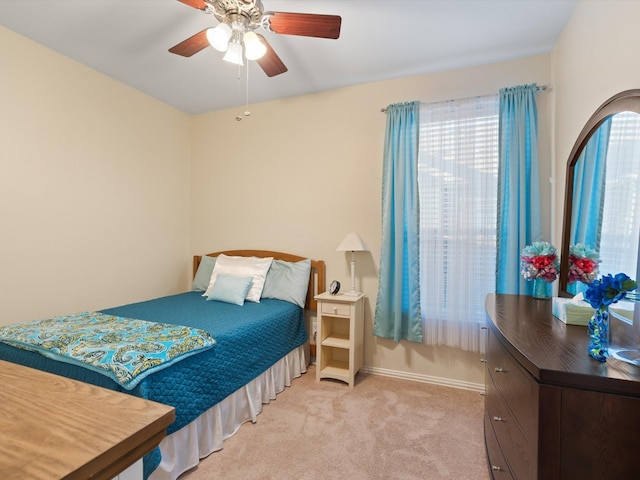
[588,306,609,362]
[532,278,551,299]
[608,303,640,366]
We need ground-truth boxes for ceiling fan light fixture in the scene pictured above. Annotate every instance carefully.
[223,41,244,65]
[170,1,342,78]
[243,31,266,60]
[206,23,232,51]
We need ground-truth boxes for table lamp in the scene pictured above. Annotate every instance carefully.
[336,232,369,296]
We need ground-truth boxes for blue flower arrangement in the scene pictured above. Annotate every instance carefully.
[584,273,637,309]
[584,273,638,362]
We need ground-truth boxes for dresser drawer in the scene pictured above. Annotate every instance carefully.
[486,371,535,480]
[487,330,539,441]
[320,301,351,317]
[484,412,514,479]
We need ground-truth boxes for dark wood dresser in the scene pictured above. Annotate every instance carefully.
[484,293,640,480]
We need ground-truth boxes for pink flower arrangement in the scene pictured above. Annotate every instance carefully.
[568,244,600,284]
[520,241,559,283]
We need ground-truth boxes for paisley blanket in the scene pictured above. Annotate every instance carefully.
[0,312,216,390]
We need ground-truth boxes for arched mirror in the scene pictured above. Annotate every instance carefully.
[559,89,640,297]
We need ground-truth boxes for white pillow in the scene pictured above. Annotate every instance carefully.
[204,254,273,303]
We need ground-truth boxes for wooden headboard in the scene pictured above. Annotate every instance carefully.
[193,250,326,311]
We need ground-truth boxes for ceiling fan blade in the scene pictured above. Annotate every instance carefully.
[169,29,210,57]
[267,12,341,39]
[176,0,208,10]
[255,34,288,77]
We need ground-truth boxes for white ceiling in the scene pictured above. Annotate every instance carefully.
[0,0,577,115]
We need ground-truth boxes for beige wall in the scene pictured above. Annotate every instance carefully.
[0,26,192,324]
[551,0,640,247]
[191,54,552,387]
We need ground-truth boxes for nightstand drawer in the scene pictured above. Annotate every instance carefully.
[321,302,351,316]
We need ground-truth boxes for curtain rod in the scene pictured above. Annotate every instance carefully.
[380,84,551,113]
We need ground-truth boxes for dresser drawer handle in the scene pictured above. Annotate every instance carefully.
[491,465,503,471]
[494,367,505,373]
[493,416,504,422]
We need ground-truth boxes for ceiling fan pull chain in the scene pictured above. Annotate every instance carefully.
[234,64,243,121]
[245,62,251,117]
[235,63,251,121]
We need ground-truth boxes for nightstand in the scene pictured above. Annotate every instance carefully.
[314,291,365,388]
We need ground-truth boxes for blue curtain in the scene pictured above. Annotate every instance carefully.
[373,101,423,343]
[568,118,611,294]
[496,84,541,295]
[571,119,611,250]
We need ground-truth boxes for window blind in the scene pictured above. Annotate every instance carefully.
[418,95,499,352]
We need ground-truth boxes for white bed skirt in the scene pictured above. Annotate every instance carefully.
[149,345,307,480]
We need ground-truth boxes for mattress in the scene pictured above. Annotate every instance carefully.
[0,291,307,478]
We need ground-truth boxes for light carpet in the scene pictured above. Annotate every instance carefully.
[180,364,489,480]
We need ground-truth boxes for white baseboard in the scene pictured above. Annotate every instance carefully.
[361,365,485,393]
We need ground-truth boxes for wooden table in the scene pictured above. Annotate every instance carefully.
[0,360,175,480]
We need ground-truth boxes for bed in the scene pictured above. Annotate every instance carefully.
[0,249,325,480]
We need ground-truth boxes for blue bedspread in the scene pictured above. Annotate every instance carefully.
[0,292,307,478]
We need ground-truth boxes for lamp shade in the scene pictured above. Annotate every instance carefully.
[223,41,244,65]
[337,233,369,252]
[206,24,231,52]
[243,31,266,60]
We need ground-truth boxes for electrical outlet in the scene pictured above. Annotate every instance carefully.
[311,322,317,344]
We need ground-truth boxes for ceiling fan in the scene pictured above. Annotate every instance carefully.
[169,0,342,77]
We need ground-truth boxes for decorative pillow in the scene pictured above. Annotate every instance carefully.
[261,258,311,308]
[192,255,216,292]
[204,254,273,303]
[206,274,253,306]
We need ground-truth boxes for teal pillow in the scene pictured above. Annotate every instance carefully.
[206,274,253,306]
[192,256,216,292]
[261,259,311,308]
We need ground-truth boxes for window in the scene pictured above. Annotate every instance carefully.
[599,112,640,278]
[418,95,499,352]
